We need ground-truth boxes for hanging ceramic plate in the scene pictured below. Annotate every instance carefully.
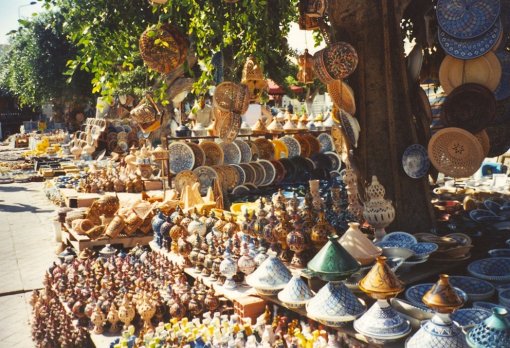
[270,160,286,184]
[438,19,502,59]
[186,141,206,169]
[222,165,240,190]
[436,0,501,39]
[439,53,502,94]
[303,134,321,155]
[317,133,334,152]
[230,164,246,185]
[402,144,430,179]
[325,151,342,171]
[294,134,311,157]
[234,139,253,163]
[174,170,198,195]
[193,166,218,196]
[271,139,289,159]
[168,142,195,174]
[219,141,242,164]
[258,160,276,186]
[337,109,360,148]
[407,43,423,82]
[279,136,301,158]
[249,162,266,186]
[239,163,256,184]
[245,140,260,161]
[474,130,490,157]
[495,50,510,101]
[199,140,224,166]
[327,80,356,115]
[232,185,250,196]
[254,138,275,160]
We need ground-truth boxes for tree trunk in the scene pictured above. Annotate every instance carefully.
[328,0,435,232]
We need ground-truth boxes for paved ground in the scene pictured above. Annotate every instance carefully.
[0,181,58,347]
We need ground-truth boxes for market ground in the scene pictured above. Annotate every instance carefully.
[0,181,56,347]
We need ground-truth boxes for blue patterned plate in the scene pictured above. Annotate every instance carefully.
[468,257,510,283]
[409,242,438,258]
[451,308,491,329]
[473,301,509,312]
[488,249,510,258]
[234,139,253,163]
[192,166,218,196]
[405,283,468,310]
[436,0,501,39]
[168,142,195,174]
[495,50,510,101]
[382,232,417,248]
[279,136,301,158]
[219,141,241,164]
[448,276,495,301]
[438,19,502,59]
[402,144,430,179]
[258,160,276,186]
[317,133,334,153]
[230,164,246,185]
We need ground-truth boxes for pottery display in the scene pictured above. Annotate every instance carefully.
[406,312,469,348]
[450,308,491,331]
[277,274,314,308]
[466,307,510,347]
[359,256,405,300]
[354,300,411,341]
[363,176,395,241]
[406,282,468,311]
[339,222,382,265]
[246,255,292,295]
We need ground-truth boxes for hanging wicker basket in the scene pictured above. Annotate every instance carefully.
[313,42,358,84]
[130,95,162,133]
[213,82,250,115]
[139,23,189,74]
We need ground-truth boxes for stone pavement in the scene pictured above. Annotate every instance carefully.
[0,181,58,347]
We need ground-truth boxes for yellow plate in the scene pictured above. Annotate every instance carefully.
[230,202,258,215]
[271,139,289,159]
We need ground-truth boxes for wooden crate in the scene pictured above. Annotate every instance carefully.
[233,296,267,325]
[62,225,153,253]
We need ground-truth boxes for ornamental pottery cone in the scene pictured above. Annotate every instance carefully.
[307,235,360,281]
[358,256,404,300]
[339,222,382,266]
[423,274,464,314]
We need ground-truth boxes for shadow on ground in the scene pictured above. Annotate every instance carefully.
[0,203,53,213]
[0,186,33,193]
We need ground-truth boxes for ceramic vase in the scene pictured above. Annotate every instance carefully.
[363,176,395,241]
[220,248,238,289]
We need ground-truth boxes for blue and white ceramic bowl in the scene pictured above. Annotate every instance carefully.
[488,249,510,258]
[473,301,509,312]
[468,257,510,283]
[277,275,314,308]
[246,255,292,295]
[382,232,417,248]
[409,242,438,259]
[405,283,468,310]
[451,308,491,330]
[354,302,411,341]
[306,281,366,326]
[498,289,510,308]
[448,276,495,301]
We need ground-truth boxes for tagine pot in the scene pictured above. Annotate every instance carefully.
[466,307,510,348]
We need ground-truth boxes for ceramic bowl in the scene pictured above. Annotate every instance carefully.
[399,257,428,272]
[469,209,506,223]
[448,276,495,301]
[468,257,510,283]
[382,232,417,248]
[499,289,510,308]
[473,301,509,312]
[245,255,292,295]
[488,249,510,258]
[405,283,468,310]
[381,247,415,261]
[354,302,412,341]
[451,308,491,330]
[408,242,438,259]
[277,275,314,308]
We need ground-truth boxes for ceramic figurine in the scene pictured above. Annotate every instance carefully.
[91,304,106,334]
[220,247,238,289]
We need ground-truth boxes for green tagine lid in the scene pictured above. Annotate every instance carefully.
[307,235,361,281]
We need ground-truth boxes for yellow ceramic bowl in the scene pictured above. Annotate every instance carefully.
[230,202,258,216]
[271,139,289,159]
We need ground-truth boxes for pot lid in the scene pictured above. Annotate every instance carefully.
[359,256,405,299]
[307,235,360,280]
[423,274,465,313]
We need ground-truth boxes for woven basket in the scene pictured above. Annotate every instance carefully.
[216,110,241,143]
[486,119,510,157]
[428,127,484,178]
[313,42,358,84]
[327,80,356,115]
[213,82,250,114]
[130,95,161,133]
[139,23,189,74]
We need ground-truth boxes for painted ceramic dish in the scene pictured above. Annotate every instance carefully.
[317,133,334,153]
[239,163,256,184]
[405,283,468,310]
[448,276,495,301]
[324,151,342,171]
[254,138,275,161]
[232,185,250,196]
[488,249,510,258]
[438,19,502,59]
[249,161,266,186]
[408,243,438,259]
[495,50,510,101]
[186,141,206,168]
[234,139,253,163]
[219,141,241,164]
[473,301,509,312]
[451,308,491,330]
[174,170,198,195]
[279,136,301,158]
[192,166,218,196]
[258,160,276,186]
[294,135,311,157]
[199,141,224,166]
[468,257,510,283]
[230,164,246,185]
[271,139,289,160]
[402,144,430,179]
[382,232,417,248]
[303,134,321,155]
[436,0,501,39]
[270,160,286,184]
[168,142,195,174]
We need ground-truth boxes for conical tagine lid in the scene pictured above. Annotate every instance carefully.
[423,274,464,313]
[307,235,360,281]
[339,222,382,265]
[358,256,404,299]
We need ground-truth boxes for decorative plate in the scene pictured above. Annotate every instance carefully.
[234,140,253,163]
[254,138,275,161]
[488,249,510,258]
[407,43,424,83]
[382,232,418,248]
[495,50,510,101]
[222,165,240,190]
[337,109,359,148]
[192,166,218,196]
[258,160,276,186]
[324,151,342,171]
[279,136,301,158]
[219,141,241,164]
[217,110,241,143]
[249,162,266,186]
[402,144,430,179]
[279,158,296,182]
[438,19,502,59]
[294,135,311,157]
[408,242,438,258]
[436,0,501,39]
[405,283,468,310]
[199,141,224,166]
[232,185,250,196]
[239,163,256,184]
[168,142,195,174]
[473,301,509,312]
[230,164,246,185]
[270,160,286,184]
[468,257,510,282]
[448,276,495,301]
[317,133,334,153]
[303,134,321,155]
[245,140,260,161]
[313,42,359,83]
[451,308,492,329]
[186,141,206,168]
[174,170,198,195]
[271,139,289,160]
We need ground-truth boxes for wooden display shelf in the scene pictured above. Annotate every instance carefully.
[62,224,153,253]
[59,188,165,208]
